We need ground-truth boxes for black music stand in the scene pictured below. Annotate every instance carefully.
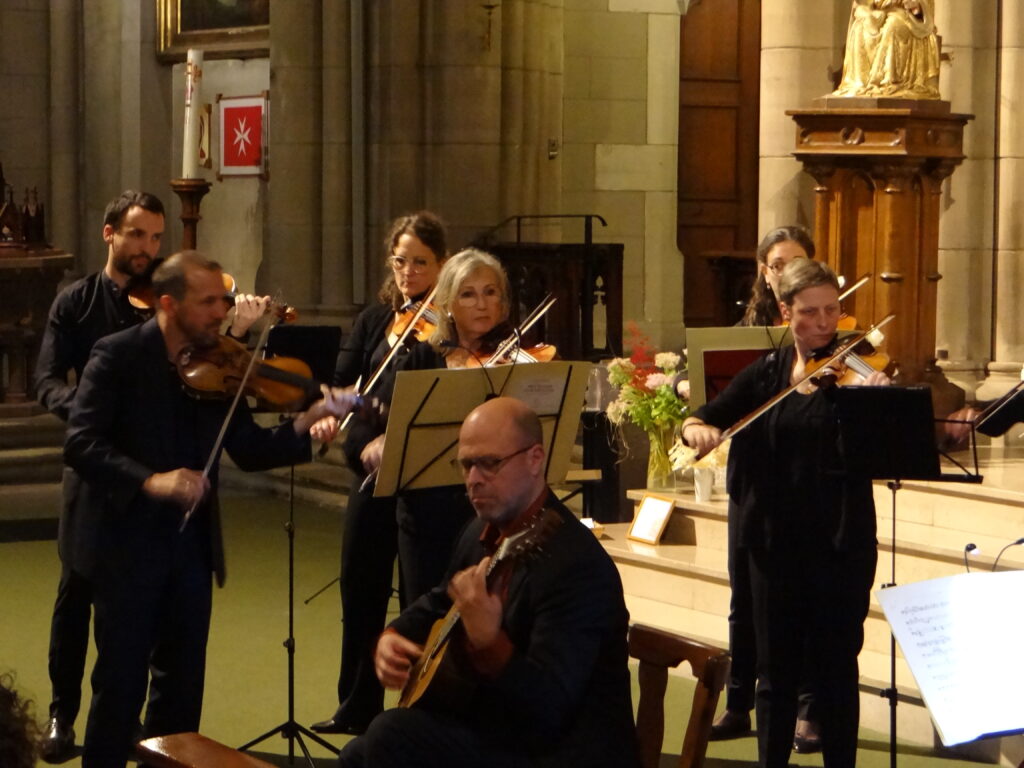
[239,324,343,765]
[831,386,982,768]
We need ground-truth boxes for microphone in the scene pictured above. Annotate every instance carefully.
[992,537,1024,572]
[439,340,497,398]
[963,542,979,573]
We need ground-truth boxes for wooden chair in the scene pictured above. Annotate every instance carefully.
[629,623,731,768]
[136,732,277,768]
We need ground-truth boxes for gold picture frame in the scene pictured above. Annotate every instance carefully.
[157,0,269,62]
[627,493,676,545]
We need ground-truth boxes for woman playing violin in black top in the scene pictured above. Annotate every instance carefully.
[310,211,448,736]
[682,259,889,768]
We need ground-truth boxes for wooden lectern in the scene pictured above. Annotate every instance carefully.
[788,99,972,387]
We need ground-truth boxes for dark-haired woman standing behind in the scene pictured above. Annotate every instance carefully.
[311,211,446,736]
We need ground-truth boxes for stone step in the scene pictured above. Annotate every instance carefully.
[0,446,64,484]
[0,412,64,450]
[219,449,352,509]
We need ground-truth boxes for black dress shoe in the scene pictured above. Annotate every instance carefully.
[793,718,822,753]
[709,709,751,741]
[40,716,76,763]
[310,710,375,736]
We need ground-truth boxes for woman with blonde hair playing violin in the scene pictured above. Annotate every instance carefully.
[682,259,889,768]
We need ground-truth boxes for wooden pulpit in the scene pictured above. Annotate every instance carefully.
[788,100,972,386]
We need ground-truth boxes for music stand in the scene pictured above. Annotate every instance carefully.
[374,362,591,497]
[831,386,982,768]
[239,324,343,765]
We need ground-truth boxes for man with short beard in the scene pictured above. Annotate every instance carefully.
[64,250,358,768]
[34,191,265,762]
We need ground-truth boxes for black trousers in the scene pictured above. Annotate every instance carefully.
[395,486,473,608]
[748,544,876,768]
[334,481,400,723]
[727,535,816,721]
[82,523,213,768]
[47,564,92,723]
[338,707,529,768]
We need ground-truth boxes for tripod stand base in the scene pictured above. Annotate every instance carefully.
[239,719,340,766]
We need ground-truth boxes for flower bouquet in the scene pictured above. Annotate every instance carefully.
[605,325,688,489]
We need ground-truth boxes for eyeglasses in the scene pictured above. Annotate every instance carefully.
[766,256,808,276]
[455,287,502,307]
[452,444,535,478]
[388,255,433,274]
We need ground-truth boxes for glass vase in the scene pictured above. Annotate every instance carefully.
[646,424,676,490]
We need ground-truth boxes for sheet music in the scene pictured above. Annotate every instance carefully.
[876,570,1024,745]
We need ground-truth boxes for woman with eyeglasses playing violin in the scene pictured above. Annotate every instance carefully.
[682,259,889,768]
[739,226,815,327]
[310,211,447,736]
[711,225,823,752]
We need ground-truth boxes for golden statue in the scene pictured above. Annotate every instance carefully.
[833,0,940,99]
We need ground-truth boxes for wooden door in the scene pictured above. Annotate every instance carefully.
[678,0,761,326]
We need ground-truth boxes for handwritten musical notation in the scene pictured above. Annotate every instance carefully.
[877,570,1024,746]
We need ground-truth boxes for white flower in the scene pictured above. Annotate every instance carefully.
[655,352,681,372]
[606,399,627,425]
[676,379,691,400]
[645,372,671,390]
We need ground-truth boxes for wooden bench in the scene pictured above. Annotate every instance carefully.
[629,623,730,768]
[136,733,277,768]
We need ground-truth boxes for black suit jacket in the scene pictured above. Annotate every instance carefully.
[390,493,640,768]
[64,319,311,585]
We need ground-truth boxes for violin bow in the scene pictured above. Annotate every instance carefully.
[672,313,896,471]
[483,293,557,366]
[334,285,440,435]
[180,317,277,532]
[972,378,1024,433]
[838,273,871,302]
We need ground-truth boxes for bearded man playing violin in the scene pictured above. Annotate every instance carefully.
[63,250,358,768]
[681,259,889,768]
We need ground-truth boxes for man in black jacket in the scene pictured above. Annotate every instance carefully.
[338,397,639,768]
[64,251,354,768]
[34,191,266,762]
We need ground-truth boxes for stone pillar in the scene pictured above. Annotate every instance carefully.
[49,0,81,259]
[933,0,999,399]
[263,0,323,311]
[976,1,1024,406]
[758,0,844,237]
[320,1,354,316]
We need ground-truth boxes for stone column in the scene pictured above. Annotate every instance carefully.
[320,1,354,317]
[976,1,1024,406]
[49,0,81,259]
[758,0,843,236]
[933,0,999,399]
[263,0,323,311]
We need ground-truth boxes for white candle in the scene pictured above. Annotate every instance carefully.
[182,48,204,178]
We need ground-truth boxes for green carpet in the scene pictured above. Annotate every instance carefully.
[0,488,989,767]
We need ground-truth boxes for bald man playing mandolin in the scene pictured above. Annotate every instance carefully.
[338,397,640,768]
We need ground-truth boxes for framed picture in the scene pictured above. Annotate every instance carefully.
[218,93,268,178]
[158,0,270,61]
[627,493,676,545]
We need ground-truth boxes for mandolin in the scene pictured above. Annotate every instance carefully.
[398,507,564,709]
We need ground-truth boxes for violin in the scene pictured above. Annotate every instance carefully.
[391,300,439,343]
[803,336,896,389]
[127,259,296,322]
[177,335,326,412]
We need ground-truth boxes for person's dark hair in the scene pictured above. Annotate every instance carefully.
[102,190,165,229]
[152,250,223,302]
[377,211,448,309]
[740,225,815,326]
[0,673,40,768]
[778,258,840,305]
